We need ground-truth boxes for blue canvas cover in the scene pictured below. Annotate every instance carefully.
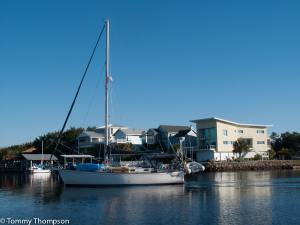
[75,163,103,172]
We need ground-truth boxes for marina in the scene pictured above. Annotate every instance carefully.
[1,170,300,224]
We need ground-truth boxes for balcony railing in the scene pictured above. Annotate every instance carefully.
[198,135,207,139]
[198,145,216,150]
[116,139,127,143]
[78,141,103,146]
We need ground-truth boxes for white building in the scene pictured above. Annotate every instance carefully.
[190,117,272,162]
[77,124,128,151]
[113,129,147,150]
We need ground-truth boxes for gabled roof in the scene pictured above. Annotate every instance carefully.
[115,129,147,136]
[174,130,190,138]
[21,154,58,161]
[77,131,105,138]
[147,128,161,134]
[159,125,190,133]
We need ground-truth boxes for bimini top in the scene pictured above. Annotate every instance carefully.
[60,155,94,158]
[190,117,273,128]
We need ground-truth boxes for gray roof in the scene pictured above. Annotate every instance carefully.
[22,154,58,161]
[173,129,197,137]
[147,128,161,134]
[116,129,147,135]
[159,125,190,133]
[77,131,105,138]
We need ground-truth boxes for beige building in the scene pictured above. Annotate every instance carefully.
[190,117,272,162]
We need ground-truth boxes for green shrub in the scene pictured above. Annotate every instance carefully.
[234,158,245,162]
[253,154,262,160]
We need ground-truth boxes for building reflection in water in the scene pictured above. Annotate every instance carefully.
[1,170,299,224]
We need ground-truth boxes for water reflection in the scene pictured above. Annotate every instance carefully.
[1,170,300,225]
[184,170,300,224]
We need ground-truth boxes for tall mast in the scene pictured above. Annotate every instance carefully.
[105,19,109,163]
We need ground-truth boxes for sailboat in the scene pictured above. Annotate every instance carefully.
[28,140,51,173]
[56,20,204,186]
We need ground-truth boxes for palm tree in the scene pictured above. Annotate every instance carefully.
[233,139,250,159]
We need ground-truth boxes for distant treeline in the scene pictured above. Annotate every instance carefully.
[0,126,96,161]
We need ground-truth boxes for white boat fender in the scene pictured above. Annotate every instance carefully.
[186,168,192,174]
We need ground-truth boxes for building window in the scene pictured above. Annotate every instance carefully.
[257,141,265,144]
[238,130,243,133]
[148,135,154,142]
[257,130,264,133]
[199,129,208,138]
[209,128,216,138]
[223,141,228,145]
[92,138,98,143]
[228,141,232,145]
[223,130,227,136]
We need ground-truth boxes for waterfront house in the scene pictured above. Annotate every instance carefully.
[190,117,272,162]
[77,124,128,152]
[113,129,147,150]
[146,125,197,153]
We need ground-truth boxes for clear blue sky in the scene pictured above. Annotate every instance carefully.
[1,0,299,147]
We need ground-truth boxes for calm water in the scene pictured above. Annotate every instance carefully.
[1,170,300,225]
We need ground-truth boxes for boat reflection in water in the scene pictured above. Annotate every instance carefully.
[1,170,300,225]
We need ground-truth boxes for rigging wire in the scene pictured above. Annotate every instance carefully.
[109,82,115,125]
[110,83,124,126]
[51,22,106,160]
[81,62,106,128]
[112,27,175,153]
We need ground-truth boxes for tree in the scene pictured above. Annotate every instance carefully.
[270,132,279,150]
[277,148,297,159]
[233,139,250,159]
[253,154,262,160]
[268,149,276,159]
[272,132,300,158]
[0,149,7,161]
[169,143,180,154]
[112,142,136,151]
[87,126,96,131]
[152,141,167,153]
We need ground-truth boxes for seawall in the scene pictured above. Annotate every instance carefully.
[201,160,300,172]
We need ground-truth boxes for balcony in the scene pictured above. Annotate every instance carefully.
[198,145,216,150]
[78,141,103,146]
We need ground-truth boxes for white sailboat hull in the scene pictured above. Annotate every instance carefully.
[28,168,51,173]
[58,169,184,186]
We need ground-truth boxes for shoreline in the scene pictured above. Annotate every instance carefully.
[201,160,300,172]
